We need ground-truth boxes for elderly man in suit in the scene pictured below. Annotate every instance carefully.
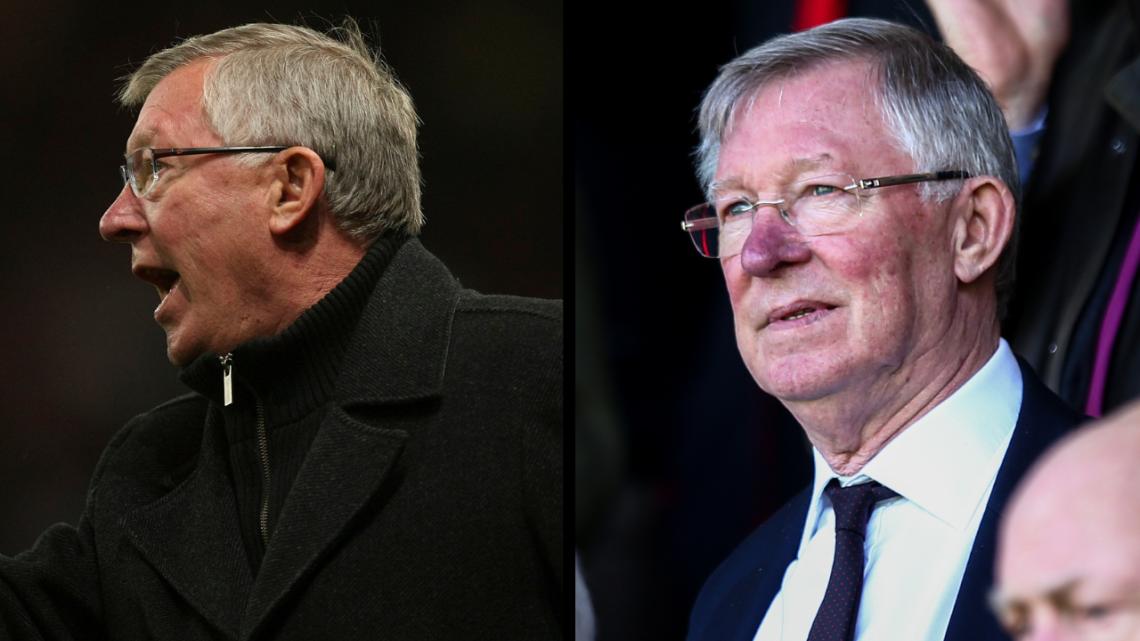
[682,18,1083,641]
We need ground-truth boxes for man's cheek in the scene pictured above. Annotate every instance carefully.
[721,260,741,297]
[722,262,757,317]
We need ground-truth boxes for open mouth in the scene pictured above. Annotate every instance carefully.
[782,308,817,321]
[137,267,181,300]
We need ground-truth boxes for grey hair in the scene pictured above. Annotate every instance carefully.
[118,20,422,241]
[696,18,1020,318]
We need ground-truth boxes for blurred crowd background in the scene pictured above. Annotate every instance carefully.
[0,0,561,556]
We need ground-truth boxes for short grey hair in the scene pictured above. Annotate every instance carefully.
[696,18,1020,317]
[119,20,422,241]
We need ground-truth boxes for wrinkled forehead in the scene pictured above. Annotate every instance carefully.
[714,60,909,191]
[126,60,217,153]
[722,58,883,143]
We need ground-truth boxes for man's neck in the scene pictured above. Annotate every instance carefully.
[786,322,1002,477]
[261,228,369,339]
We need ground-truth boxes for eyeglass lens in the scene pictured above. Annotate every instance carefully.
[123,148,157,197]
[684,174,862,258]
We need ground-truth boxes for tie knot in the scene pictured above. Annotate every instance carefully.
[824,480,898,536]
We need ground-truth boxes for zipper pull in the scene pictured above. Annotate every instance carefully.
[220,354,234,406]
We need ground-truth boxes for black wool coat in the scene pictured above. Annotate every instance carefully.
[0,239,564,640]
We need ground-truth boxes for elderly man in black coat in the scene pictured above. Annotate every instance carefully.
[0,21,562,640]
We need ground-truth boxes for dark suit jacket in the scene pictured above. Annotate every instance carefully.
[0,239,563,640]
[687,359,1083,641]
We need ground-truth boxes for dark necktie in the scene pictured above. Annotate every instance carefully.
[806,479,899,641]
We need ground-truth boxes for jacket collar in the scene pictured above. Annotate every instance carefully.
[123,238,462,640]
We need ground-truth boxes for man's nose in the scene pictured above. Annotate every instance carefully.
[99,185,148,242]
[738,208,812,277]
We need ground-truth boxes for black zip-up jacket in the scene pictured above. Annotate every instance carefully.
[0,238,563,640]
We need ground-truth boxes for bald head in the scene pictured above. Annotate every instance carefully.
[994,401,1140,639]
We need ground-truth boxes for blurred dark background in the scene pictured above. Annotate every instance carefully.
[0,0,561,555]
[576,2,943,640]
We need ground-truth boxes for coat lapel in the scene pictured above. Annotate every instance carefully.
[122,405,252,639]
[943,359,1084,641]
[240,238,461,638]
[240,408,407,639]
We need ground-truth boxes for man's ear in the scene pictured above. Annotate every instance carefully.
[267,147,327,236]
[952,176,1016,284]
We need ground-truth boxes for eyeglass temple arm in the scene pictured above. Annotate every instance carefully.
[856,171,971,190]
[682,218,719,232]
[150,146,337,171]
[150,146,288,158]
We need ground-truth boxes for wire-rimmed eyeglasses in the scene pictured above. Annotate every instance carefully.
[119,146,339,198]
[681,171,970,258]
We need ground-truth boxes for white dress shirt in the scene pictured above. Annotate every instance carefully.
[754,339,1022,641]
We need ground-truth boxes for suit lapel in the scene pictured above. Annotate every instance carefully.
[688,488,810,641]
[123,405,252,639]
[943,359,1084,641]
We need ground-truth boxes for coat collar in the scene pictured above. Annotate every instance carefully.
[334,237,461,406]
[122,238,461,640]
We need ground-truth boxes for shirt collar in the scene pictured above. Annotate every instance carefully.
[803,339,1022,544]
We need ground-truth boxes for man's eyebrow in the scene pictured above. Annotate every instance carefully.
[126,129,157,155]
[1045,580,1082,608]
[709,154,836,196]
[989,579,1082,613]
[709,177,745,195]
[786,154,833,175]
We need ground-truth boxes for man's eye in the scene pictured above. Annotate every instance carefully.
[1078,603,1112,619]
[725,200,755,217]
[809,184,838,196]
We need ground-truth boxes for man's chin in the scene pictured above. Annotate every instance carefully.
[765,382,835,405]
[166,347,196,368]
[750,356,847,404]
[164,332,206,368]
